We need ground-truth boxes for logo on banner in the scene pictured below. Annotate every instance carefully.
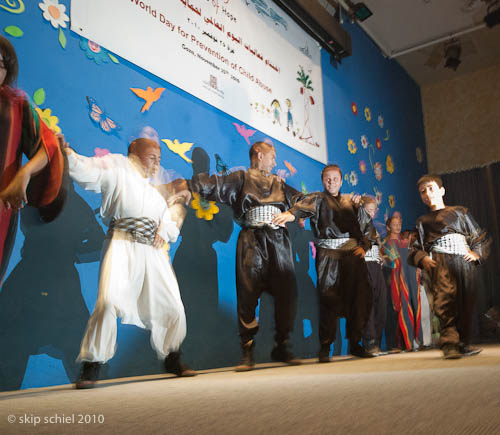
[202,74,224,98]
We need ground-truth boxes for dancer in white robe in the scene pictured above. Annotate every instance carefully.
[63,138,194,388]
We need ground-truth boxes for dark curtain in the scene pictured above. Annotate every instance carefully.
[441,162,500,340]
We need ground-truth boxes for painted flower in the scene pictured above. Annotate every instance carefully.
[374,189,383,205]
[386,154,395,174]
[416,147,424,163]
[35,107,61,133]
[374,162,383,181]
[378,115,384,128]
[388,195,396,208]
[364,107,371,122]
[351,102,358,115]
[375,138,382,150]
[359,160,367,174]
[80,38,109,65]
[191,192,219,221]
[361,134,368,149]
[39,0,69,29]
[349,170,358,186]
[347,139,357,154]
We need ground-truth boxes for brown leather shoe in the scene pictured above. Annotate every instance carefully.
[443,344,462,359]
[235,340,255,372]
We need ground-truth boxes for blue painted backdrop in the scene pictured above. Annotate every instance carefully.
[0,1,427,390]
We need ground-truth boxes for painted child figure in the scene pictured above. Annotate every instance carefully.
[62,137,195,388]
[408,175,490,359]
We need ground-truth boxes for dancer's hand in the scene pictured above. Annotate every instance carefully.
[0,167,30,210]
[353,246,365,258]
[420,255,437,271]
[464,249,479,263]
[272,211,295,226]
[153,232,166,249]
[351,194,362,206]
[168,190,191,206]
[57,133,73,155]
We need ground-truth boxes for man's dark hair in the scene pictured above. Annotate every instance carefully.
[0,35,19,87]
[417,174,443,188]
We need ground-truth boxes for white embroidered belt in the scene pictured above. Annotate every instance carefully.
[365,244,382,263]
[243,205,282,229]
[431,233,469,256]
[316,237,355,250]
[107,217,158,245]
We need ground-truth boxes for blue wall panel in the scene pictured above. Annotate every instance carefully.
[0,1,427,390]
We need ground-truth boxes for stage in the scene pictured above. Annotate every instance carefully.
[2,344,500,434]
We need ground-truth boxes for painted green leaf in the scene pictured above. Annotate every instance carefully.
[108,53,119,64]
[4,25,23,38]
[33,88,46,106]
[58,28,67,49]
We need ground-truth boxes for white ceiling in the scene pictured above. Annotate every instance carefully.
[355,0,500,85]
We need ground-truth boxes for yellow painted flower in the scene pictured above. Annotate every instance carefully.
[347,138,357,154]
[364,107,371,122]
[191,192,219,221]
[388,195,395,208]
[386,154,395,174]
[35,107,61,133]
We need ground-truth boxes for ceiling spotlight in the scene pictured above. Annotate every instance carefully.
[444,40,461,71]
[352,2,373,21]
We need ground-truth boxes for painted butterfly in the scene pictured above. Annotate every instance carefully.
[215,153,245,176]
[215,153,229,175]
[86,96,120,133]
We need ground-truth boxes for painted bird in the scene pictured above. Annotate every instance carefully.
[161,139,194,163]
[130,86,165,112]
[284,160,297,176]
[232,122,256,145]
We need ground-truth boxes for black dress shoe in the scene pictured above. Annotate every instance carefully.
[165,352,197,377]
[459,345,482,357]
[75,362,101,389]
[318,343,331,363]
[271,343,302,365]
[351,343,377,358]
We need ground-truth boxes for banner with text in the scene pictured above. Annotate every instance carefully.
[71,0,327,163]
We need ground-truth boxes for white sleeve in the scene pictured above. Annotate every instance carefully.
[67,150,116,193]
[157,204,180,243]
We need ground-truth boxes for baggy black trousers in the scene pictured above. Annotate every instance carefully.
[236,226,298,345]
[315,247,372,346]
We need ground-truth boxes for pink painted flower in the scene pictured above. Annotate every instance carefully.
[359,160,367,174]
